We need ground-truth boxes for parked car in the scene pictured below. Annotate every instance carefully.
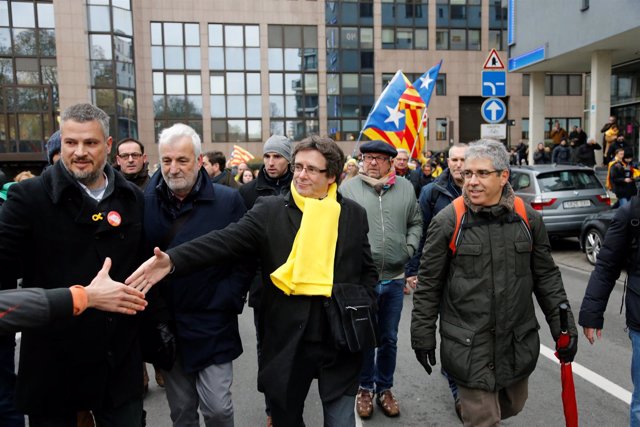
[579,209,616,265]
[511,165,611,238]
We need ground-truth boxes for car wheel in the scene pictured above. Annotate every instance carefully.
[584,228,603,265]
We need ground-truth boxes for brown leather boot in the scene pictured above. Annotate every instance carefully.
[376,389,400,417]
[356,388,374,419]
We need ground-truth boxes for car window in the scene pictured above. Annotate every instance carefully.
[537,170,602,192]
[511,172,533,193]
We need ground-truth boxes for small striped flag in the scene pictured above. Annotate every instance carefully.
[229,144,255,166]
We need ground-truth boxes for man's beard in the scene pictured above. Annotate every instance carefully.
[64,158,107,187]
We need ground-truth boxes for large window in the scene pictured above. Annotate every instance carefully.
[209,24,261,142]
[326,0,374,141]
[151,22,202,141]
[381,0,427,50]
[88,0,137,142]
[268,25,318,141]
[488,0,507,51]
[544,118,581,139]
[436,0,481,51]
[0,0,57,155]
[522,74,583,96]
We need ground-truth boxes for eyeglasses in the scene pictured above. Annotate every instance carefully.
[291,163,327,176]
[362,154,390,163]
[461,169,502,179]
[117,152,143,160]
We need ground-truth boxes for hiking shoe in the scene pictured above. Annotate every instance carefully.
[376,389,400,417]
[356,388,374,419]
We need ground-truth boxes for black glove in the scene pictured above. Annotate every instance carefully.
[415,349,437,375]
[556,335,578,363]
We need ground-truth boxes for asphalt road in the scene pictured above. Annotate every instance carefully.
[138,238,633,426]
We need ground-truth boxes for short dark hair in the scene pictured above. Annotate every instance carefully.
[61,103,110,138]
[116,138,144,155]
[203,151,226,170]
[292,136,345,184]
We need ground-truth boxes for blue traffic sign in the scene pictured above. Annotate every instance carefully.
[481,98,507,124]
[482,71,506,97]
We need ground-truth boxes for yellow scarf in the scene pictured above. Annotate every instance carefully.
[270,182,341,297]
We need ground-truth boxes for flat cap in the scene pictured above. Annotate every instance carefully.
[359,140,397,157]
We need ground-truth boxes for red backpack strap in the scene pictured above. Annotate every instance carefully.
[513,196,530,229]
[449,197,467,255]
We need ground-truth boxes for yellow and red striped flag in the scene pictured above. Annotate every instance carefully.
[229,144,255,166]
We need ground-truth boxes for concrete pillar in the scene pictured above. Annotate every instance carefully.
[528,72,545,164]
[589,51,612,165]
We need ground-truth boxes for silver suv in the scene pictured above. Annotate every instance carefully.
[510,165,611,237]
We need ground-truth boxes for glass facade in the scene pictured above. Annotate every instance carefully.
[326,0,374,141]
[268,25,318,140]
[151,21,202,141]
[88,0,137,141]
[522,74,583,97]
[436,0,481,51]
[488,0,507,51]
[0,0,57,155]
[210,23,262,142]
[381,0,428,50]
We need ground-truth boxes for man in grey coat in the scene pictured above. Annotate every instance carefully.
[411,139,578,426]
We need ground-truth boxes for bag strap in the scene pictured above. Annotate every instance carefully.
[448,197,466,255]
[449,196,531,255]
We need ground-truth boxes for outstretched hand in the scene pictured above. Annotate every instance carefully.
[86,257,147,315]
[125,247,172,294]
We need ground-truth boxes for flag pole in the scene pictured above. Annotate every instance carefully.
[409,107,429,160]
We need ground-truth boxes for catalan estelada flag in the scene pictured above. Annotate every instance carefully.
[229,144,255,166]
[362,71,411,148]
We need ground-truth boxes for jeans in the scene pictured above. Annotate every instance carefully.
[360,279,404,393]
[630,329,640,427]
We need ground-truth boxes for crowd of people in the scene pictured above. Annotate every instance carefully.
[1,102,639,427]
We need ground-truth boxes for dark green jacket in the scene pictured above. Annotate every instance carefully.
[411,185,577,391]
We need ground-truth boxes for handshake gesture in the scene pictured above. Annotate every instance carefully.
[125,247,173,294]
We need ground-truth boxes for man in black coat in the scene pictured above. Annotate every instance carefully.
[579,196,640,423]
[238,134,293,209]
[128,136,378,427]
[237,134,294,424]
[575,138,602,167]
[0,103,147,426]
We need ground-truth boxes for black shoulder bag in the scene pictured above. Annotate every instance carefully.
[324,283,378,353]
